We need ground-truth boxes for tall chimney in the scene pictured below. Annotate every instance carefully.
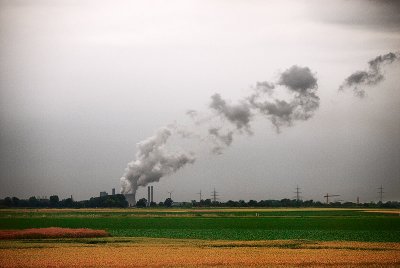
[151,186,154,203]
[147,186,151,207]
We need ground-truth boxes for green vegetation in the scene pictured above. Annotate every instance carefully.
[2,195,400,209]
[0,208,399,242]
[1,194,128,208]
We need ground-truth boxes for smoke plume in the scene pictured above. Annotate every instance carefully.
[210,93,253,133]
[249,65,319,131]
[279,65,318,92]
[339,52,399,97]
[120,127,195,195]
[120,65,320,198]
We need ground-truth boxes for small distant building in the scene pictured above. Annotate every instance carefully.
[112,188,116,195]
[100,191,108,197]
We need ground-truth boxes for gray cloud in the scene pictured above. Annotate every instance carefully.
[339,52,399,97]
[278,65,318,92]
[210,93,253,133]
[120,127,195,198]
[249,65,319,131]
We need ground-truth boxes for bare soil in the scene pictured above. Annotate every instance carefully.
[0,238,399,267]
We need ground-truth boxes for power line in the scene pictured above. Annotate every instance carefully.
[197,190,202,202]
[211,188,219,203]
[294,185,302,201]
[378,185,384,203]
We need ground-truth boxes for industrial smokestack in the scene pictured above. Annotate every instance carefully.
[147,186,151,207]
[151,186,154,203]
[112,188,115,195]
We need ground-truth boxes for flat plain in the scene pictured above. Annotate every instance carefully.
[0,208,399,267]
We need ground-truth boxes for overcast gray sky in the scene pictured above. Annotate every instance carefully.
[1,0,399,203]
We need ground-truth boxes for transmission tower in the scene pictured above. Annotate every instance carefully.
[323,193,340,204]
[294,185,302,201]
[211,188,219,203]
[197,190,202,202]
[378,185,384,203]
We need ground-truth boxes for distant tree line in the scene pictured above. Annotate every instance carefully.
[189,198,400,208]
[0,194,128,208]
[1,195,399,208]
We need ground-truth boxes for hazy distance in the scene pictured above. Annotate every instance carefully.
[1,0,399,203]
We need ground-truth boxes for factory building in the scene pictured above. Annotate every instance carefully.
[100,191,108,197]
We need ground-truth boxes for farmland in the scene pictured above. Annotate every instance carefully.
[0,208,399,267]
[1,208,399,242]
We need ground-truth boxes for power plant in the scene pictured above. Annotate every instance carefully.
[122,185,155,207]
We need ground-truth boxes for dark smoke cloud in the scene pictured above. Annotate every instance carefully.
[279,65,318,92]
[339,52,399,97]
[249,65,319,131]
[210,93,253,133]
[120,127,195,195]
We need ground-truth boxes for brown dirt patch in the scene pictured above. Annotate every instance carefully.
[0,238,399,267]
[0,227,109,239]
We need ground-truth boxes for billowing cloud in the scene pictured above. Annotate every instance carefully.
[249,65,319,131]
[339,52,399,97]
[121,65,320,199]
[279,65,318,92]
[210,93,253,133]
[120,127,195,196]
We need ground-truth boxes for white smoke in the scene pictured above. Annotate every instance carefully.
[120,54,398,201]
[120,127,195,196]
[120,65,320,198]
[209,93,253,133]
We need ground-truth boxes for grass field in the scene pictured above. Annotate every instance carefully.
[1,208,399,242]
[1,208,399,267]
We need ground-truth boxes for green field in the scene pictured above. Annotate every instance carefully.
[1,208,399,242]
